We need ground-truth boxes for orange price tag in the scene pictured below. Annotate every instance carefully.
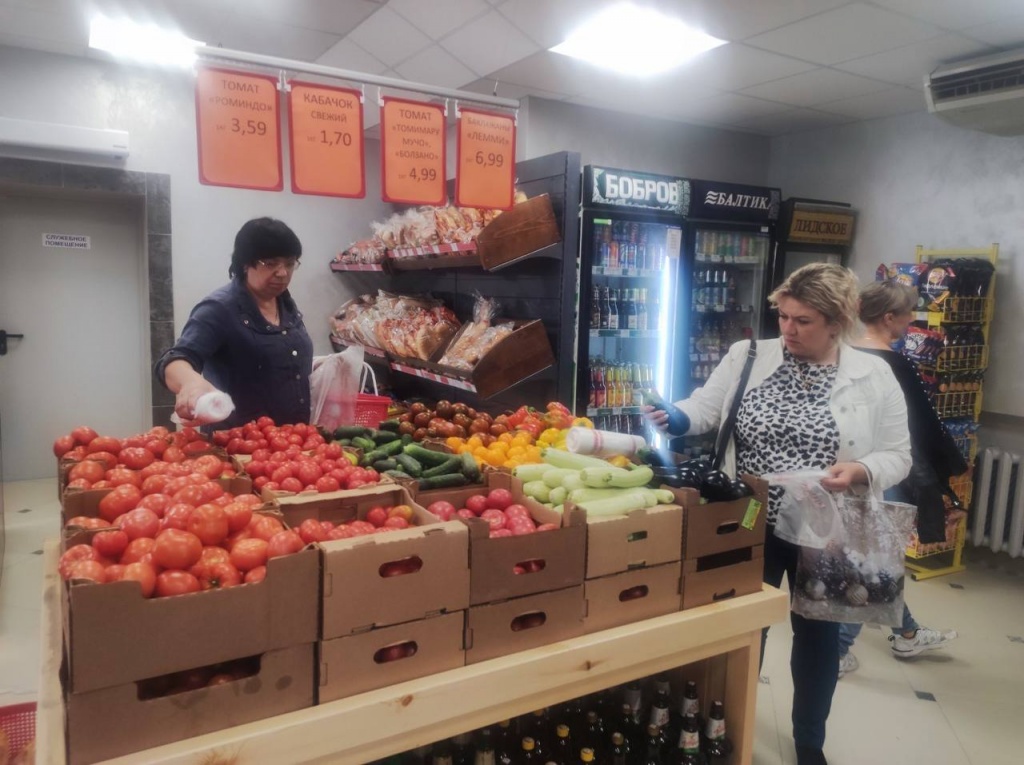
[288,81,365,198]
[380,97,446,206]
[456,108,516,210]
[195,68,282,191]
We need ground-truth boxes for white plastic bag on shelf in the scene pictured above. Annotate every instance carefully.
[762,470,841,549]
[309,345,364,432]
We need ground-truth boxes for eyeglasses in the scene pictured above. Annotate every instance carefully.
[254,258,301,272]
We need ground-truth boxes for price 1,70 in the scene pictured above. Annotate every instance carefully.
[319,130,353,147]
[231,118,267,136]
[473,150,504,168]
[408,167,438,182]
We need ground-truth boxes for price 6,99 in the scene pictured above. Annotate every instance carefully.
[408,168,438,182]
[473,150,504,168]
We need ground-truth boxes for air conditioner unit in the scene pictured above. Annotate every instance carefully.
[0,116,130,158]
[925,47,1024,136]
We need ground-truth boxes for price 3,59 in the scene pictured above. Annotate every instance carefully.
[231,118,268,136]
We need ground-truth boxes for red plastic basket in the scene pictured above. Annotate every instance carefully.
[353,363,391,427]
[0,702,36,759]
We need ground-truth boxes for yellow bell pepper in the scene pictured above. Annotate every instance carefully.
[572,417,595,429]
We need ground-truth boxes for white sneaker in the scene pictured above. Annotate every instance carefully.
[838,652,859,678]
[889,627,959,658]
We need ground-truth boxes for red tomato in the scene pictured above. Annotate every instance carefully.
[53,435,76,458]
[279,477,303,494]
[230,538,269,571]
[384,517,410,530]
[490,529,513,538]
[327,525,355,540]
[162,445,186,463]
[65,445,87,462]
[314,475,341,493]
[486,489,513,510]
[152,529,203,569]
[465,495,489,516]
[106,467,141,488]
[155,570,201,598]
[262,481,281,493]
[244,460,267,478]
[250,516,285,541]
[119,508,161,540]
[363,468,380,484]
[295,462,322,486]
[504,504,531,520]
[144,439,168,458]
[161,503,194,531]
[87,436,122,454]
[427,501,456,522]
[187,504,229,546]
[173,485,208,507]
[141,474,171,496]
[98,484,143,523]
[269,464,293,483]
[70,426,99,446]
[244,565,267,584]
[84,451,119,471]
[105,564,127,581]
[346,480,368,491]
[212,430,231,447]
[118,447,155,470]
[122,561,157,597]
[253,476,270,491]
[366,506,389,528]
[68,460,106,485]
[148,426,170,439]
[183,440,212,456]
[348,520,376,536]
[194,455,224,480]
[536,523,559,532]
[456,508,476,521]
[139,460,172,480]
[197,561,242,590]
[122,434,148,449]
[59,544,99,579]
[508,518,537,536]
[121,537,156,564]
[256,416,275,429]
[136,493,171,518]
[196,481,225,503]
[328,469,348,485]
[235,493,263,508]
[91,480,113,490]
[92,529,129,559]
[318,459,337,473]
[297,518,327,544]
[69,559,107,583]
[66,516,109,530]
[324,443,343,460]
[65,478,92,491]
[480,509,507,531]
[222,501,253,533]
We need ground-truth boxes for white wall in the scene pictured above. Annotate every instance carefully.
[522,97,771,185]
[770,110,1024,418]
[0,45,392,353]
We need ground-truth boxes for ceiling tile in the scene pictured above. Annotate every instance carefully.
[496,0,622,49]
[731,107,855,136]
[674,43,819,91]
[242,0,382,35]
[389,0,490,41]
[394,45,477,89]
[745,3,944,65]
[214,12,341,62]
[348,5,432,68]
[815,85,926,119]
[671,93,793,124]
[963,12,1024,48]
[571,67,722,108]
[834,33,996,87]
[869,0,1024,32]
[460,77,568,102]
[740,68,892,108]
[488,50,617,97]
[439,10,539,77]
[653,0,851,42]
[316,38,390,75]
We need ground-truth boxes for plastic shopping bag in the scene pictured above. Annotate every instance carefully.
[792,490,916,626]
[309,345,364,432]
[763,470,841,549]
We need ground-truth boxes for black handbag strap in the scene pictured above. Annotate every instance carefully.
[712,339,757,471]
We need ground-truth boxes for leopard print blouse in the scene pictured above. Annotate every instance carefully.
[735,348,840,525]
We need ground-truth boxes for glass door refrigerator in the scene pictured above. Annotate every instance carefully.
[683,179,781,396]
[762,198,857,337]
[576,166,689,436]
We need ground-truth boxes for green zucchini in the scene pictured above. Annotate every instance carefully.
[351,436,376,452]
[395,454,423,477]
[374,439,405,457]
[373,458,398,473]
[512,463,549,483]
[402,443,454,467]
[372,430,401,444]
[461,451,481,482]
[378,419,402,433]
[361,448,388,465]
[334,425,371,440]
[421,456,463,479]
[419,473,469,490]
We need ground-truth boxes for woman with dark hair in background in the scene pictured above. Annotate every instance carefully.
[156,217,313,428]
[838,281,963,677]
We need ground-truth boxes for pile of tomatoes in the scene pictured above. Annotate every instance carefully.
[216,417,382,495]
[424,488,557,539]
[294,503,417,544]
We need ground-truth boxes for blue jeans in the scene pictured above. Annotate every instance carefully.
[837,484,919,656]
[761,531,839,750]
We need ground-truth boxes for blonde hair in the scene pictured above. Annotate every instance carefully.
[768,263,860,340]
[859,281,918,324]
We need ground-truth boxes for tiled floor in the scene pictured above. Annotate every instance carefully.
[3,478,1023,763]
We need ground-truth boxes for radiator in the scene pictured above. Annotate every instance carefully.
[973,448,1024,558]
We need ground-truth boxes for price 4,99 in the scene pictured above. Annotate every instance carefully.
[231,118,267,136]
[473,150,504,168]
[408,168,438,182]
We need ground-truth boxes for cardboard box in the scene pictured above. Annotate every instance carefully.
[419,472,586,606]
[583,562,683,634]
[62,533,319,694]
[583,504,683,579]
[664,476,768,559]
[681,545,765,610]
[465,586,585,665]
[66,642,315,765]
[318,612,465,704]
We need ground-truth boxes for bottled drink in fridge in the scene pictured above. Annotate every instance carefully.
[637,288,648,331]
[552,724,574,765]
[625,288,639,330]
[615,703,640,752]
[431,739,455,765]
[518,737,546,764]
[608,289,619,330]
[642,724,666,765]
[474,729,497,765]
[580,748,597,765]
[701,702,732,762]
[609,732,629,765]
[623,682,643,724]
[648,676,672,731]
[591,285,602,329]
[581,710,606,759]
[673,715,703,765]
[495,720,516,764]
[599,287,610,330]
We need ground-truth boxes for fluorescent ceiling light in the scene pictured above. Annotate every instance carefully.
[550,3,726,77]
[89,15,203,68]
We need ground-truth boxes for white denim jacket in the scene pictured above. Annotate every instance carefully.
[675,338,912,495]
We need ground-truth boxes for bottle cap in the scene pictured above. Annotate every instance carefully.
[522,738,535,751]
[581,748,595,762]
[612,733,625,745]
[556,725,570,738]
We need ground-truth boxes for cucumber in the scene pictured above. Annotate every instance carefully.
[513,463,550,483]
[378,419,402,433]
[419,473,469,490]
[400,433,414,445]
[403,443,454,467]
[541,448,610,470]
[461,451,481,482]
[384,469,415,482]
[337,438,352,447]
[422,457,463,479]
[377,439,405,457]
[361,448,387,466]
[373,458,398,473]
[395,454,423,478]
[334,425,371,440]
[352,436,376,452]
[371,430,401,444]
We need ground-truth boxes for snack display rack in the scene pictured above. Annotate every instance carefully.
[905,243,998,580]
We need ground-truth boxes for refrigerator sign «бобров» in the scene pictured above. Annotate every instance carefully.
[588,166,690,215]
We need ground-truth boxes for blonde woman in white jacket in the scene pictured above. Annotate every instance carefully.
[647,264,911,765]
